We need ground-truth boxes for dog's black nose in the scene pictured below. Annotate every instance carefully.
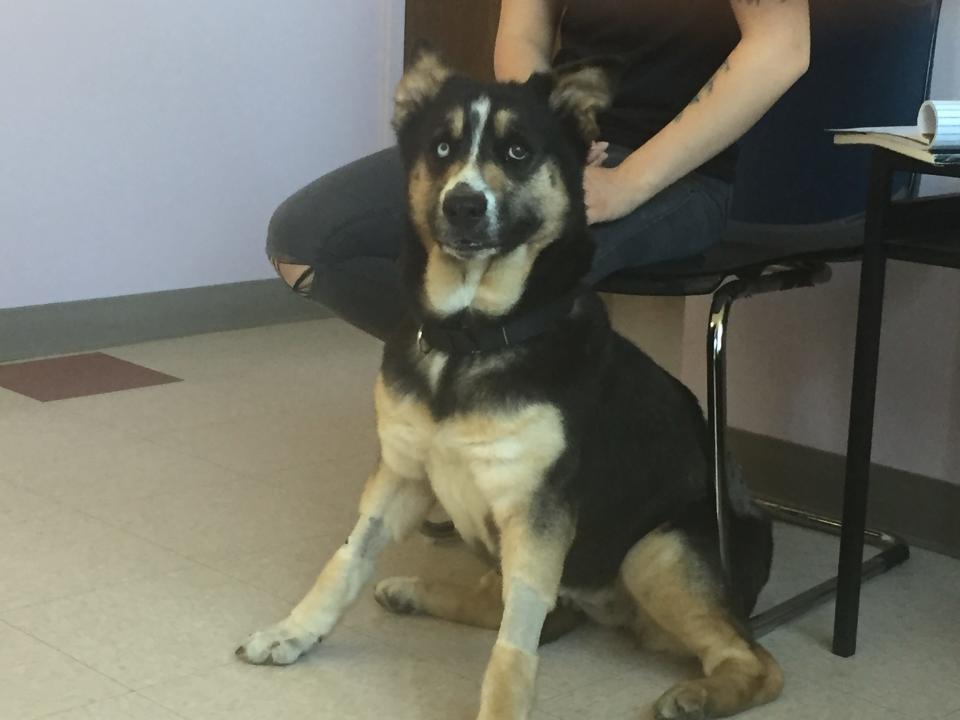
[442,184,487,229]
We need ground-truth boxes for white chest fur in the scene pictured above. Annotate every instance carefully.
[375,377,565,555]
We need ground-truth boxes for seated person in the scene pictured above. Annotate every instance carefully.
[267,0,810,341]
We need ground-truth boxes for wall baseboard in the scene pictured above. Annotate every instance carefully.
[730,428,960,560]
[0,279,331,363]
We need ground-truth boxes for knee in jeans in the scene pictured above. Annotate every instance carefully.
[270,257,315,296]
[266,196,317,296]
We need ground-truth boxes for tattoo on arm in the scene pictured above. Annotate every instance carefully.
[673,58,731,123]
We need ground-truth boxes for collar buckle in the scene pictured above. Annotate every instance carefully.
[416,326,431,355]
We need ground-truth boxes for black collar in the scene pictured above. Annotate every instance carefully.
[414,286,586,355]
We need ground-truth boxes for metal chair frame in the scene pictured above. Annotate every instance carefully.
[698,261,910,641]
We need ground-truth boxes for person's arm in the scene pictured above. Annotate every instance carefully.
[585,0,810,224]
[494,0,561,82]
[496,0,609,164]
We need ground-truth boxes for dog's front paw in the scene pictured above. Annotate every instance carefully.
[374,576,424,615]
[235,618,320,666]
[653,682,708,720]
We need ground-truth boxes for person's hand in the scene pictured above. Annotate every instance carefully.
[584,164,641,224]
[586,140,609,167]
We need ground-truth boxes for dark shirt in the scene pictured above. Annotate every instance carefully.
[555,0,741,181]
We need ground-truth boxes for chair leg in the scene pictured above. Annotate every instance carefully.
[703,269,909,644]
[706,290,734,590]
[748,500,908,639]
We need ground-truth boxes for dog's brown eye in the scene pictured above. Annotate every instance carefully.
[436,141,451,158]
[507,144,529,161]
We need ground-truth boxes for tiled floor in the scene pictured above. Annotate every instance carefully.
[1,318,959,719]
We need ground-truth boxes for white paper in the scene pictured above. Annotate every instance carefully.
[829,100,960,151]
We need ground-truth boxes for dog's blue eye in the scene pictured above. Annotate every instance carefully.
[507,144,529,161]
[436,141,451,158]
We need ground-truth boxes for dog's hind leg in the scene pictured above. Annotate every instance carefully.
[374,571,586,644]
[375,569,504,629]
[236,460,434,665]
[621,528,783,720]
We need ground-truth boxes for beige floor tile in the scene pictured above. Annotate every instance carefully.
[3,565,291,690]
[534,626,686,704]
[0,386,41,412]
[0,404,144,475]
[766,619,960,718]
[86,320,381,442]
[753,522,869,622]
[0,507,191,611]
[211,534,347,605]
[756,544,960,718]
[57,379,272,436]
[76,463,358,565]
[106,319,380,383]
[42,693,184,720]
[251,457,375,508]
[0,476,59,528]
[5,440,246,520]
[140,631,480,720]
[537,658,694,720]
[150,406,377,477]
[3,321,960,720]
[766,677,914,720]
[855,546,960,640]
[0,621,125,720]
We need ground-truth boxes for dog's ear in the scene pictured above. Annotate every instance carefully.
[533,58,622,142]
[393,43,454,133]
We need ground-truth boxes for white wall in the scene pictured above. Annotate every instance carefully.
[680,4,960,483]
[0,0,405,310]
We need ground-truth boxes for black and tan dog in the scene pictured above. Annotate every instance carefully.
[237,49,783,720]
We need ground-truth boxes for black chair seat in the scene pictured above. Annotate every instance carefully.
[597,217,866,297]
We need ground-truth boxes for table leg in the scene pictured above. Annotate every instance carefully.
[833,153,891,657]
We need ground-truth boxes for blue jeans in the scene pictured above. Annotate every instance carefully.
[267,146,731,340]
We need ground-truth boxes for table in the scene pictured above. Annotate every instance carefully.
[834,147,960,656]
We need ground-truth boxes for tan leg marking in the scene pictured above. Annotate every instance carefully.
[621,529,783,719]
[477,514,574,720]
[479,642,540,720]
[237,374,435,666]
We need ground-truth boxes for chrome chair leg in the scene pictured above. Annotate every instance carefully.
[704,265,910,641]
[707,287,734,590]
